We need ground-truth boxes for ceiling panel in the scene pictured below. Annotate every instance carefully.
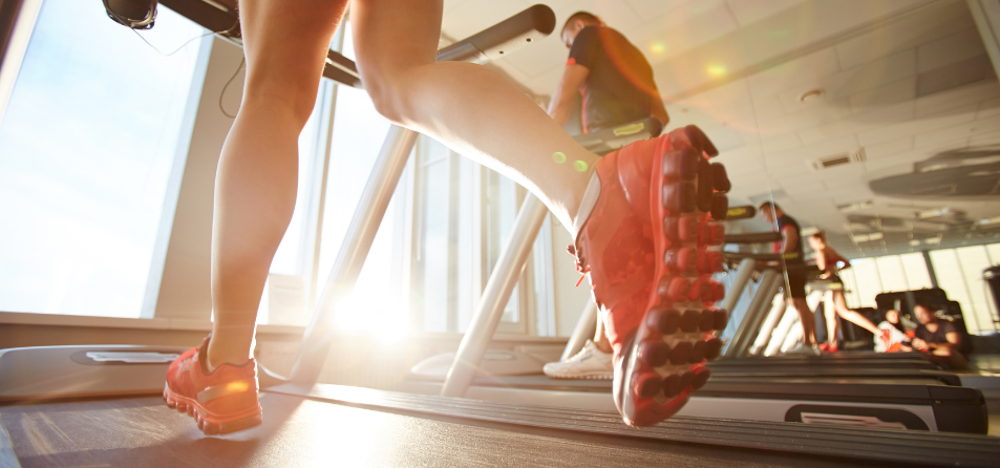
[834,0,972,69]
[441,0,532,44]
[725,0,806,27]
[915,80,1000,116]
[848,77,917,115]
[624,0,698,19]
[438,0,999,255]
[774,50,916,113]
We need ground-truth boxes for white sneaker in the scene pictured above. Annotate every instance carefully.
[543,340,613,380]
[783,343,821,356]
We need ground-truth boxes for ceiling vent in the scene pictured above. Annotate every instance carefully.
[810,148,866,171]
[850,232,884,243]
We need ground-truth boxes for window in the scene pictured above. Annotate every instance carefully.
[303,23,408,334]
[0,0,206,317]
[408,134,543,335]
[839,244,999,334]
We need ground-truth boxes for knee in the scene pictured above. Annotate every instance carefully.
[364,74,410,125]
[243,75,319,127]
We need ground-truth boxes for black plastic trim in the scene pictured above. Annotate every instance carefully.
[266,383,1000,467]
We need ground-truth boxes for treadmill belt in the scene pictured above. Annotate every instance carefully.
[1,393,911,468]
[267,383,999,467]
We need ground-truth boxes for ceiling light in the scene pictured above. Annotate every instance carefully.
[916,207,949,219]
[850,232,884,243]
[925,237,942,245]
[909,239,921,247]
[798,89,825,103]
[978,216,1000,226]
[837,200,873,213]
[707,65,727,77]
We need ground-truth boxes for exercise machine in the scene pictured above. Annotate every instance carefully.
[1,3,997,466]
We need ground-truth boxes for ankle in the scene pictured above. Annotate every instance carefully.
[206,336,253,372]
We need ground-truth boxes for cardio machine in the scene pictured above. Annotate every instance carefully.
[1,2,998,466]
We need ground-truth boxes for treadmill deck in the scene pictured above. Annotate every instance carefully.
[0,392,910,468]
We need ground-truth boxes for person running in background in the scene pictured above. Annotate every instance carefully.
[759,202,817,353]
[912,303,968,369]
[807,231,882,353]
[543,11,669,380]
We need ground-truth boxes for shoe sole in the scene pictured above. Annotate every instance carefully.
[619,125,729,427]
[544,371,614,380]
[163,383,262,435]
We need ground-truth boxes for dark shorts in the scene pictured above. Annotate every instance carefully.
[828,274,844,291]
[783,273,807,299]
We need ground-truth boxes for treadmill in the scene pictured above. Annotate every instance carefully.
[394,149,985,433]
[2,3,998,466]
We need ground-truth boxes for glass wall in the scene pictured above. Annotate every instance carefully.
[0,11,556,335]
[0,0,206,317]
[840,244,999,334]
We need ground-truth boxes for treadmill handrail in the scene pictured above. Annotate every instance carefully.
[436,4,555,64]
[724,232,782,244]
[156,2,555,88]
[572,117,663,155]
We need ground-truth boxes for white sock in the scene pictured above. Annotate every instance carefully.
[571,173,601,239]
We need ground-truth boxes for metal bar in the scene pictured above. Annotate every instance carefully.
[750,283,789,356]
[288,125,417,384]
[560,301,598,361]
[441,194,548,397]
[724,269,780,358]
[718,258,756,320]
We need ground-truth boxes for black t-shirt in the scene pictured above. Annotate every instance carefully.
[568,25,660,132]
[915,321,957,344]
[773,214,805,264]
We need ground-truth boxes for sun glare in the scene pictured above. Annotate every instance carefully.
[707,64,727,77]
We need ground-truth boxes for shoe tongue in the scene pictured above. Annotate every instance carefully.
[198,335,213,375]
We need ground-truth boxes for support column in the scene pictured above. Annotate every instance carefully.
[968,0,1000,80]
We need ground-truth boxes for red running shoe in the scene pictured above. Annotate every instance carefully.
[163,336,262,435]
[572,125,729,427]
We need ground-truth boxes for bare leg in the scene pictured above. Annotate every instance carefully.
[350,0,599,234]
[792,298,816,345]
[207,0,349,369]
[594,312,612,354]
[831,291,881,336]
[824,291,839,346]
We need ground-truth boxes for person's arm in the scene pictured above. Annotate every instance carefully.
[780,225,799,256]
[927,330,961,352]
[547,64,590,126]
[834,251,851,270]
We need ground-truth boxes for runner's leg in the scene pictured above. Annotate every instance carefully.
[832,291,882,336]
[349,0,599,234]
[208,0,349,369]
[824,291,839,346]
[792,298,816,346]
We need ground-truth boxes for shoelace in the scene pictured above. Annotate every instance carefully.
[566,244,589,287]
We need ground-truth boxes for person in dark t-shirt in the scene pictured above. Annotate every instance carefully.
[759,201,818,353]
[547,11,669,131]
[912,303,967,369]
[543,12,668,380]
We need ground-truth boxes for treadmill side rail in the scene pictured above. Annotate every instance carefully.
[0,345,189,401]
